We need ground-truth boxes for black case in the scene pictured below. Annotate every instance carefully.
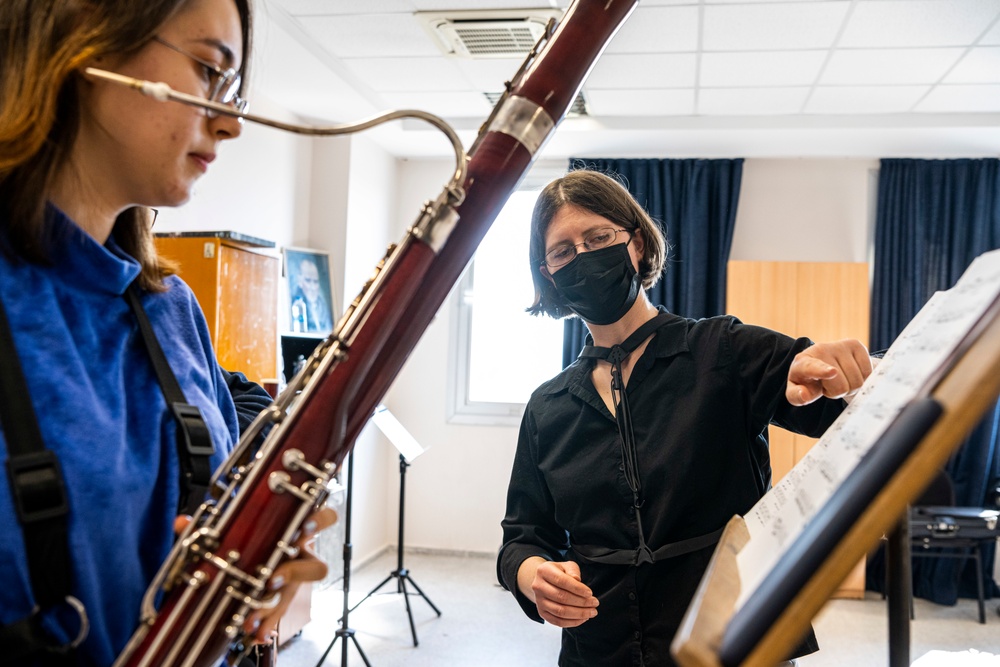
[910,506,1000,541]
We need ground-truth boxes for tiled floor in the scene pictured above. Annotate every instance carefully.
[277,548,1000,666]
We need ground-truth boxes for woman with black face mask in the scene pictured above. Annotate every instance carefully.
[496,170,874,667]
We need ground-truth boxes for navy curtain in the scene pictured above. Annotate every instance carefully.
[867,158,1000,604]
[561,158,743,366]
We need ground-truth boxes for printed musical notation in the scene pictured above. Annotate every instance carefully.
[735,249,1000,609]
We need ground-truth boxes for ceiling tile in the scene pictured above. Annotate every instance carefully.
[380,90,495,118]
[586,89,695,116]
[604,6,700,54]
[821,47,965,85]
[705,0,844,2]
[587,54,697,89]
[274,0,414,16]
[839,0,1000,48]
[703,2,850,51]
[980,18,1000,44]
[916,84,1000,111]
[342,57,470,92]
[256,0,1000,158]
[698,87,810,115]
[452,58,531,92]
[411,0,566,10]
[700,51,826,87]
[300,14,441,58]
[944,47,1000,83]
[805,85,930,113]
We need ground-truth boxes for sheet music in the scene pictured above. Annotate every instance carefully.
[371,405,426,462]
[735,249,1000,609]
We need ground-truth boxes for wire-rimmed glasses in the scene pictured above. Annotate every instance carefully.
[542,227,632,270]
[153,36,248,117]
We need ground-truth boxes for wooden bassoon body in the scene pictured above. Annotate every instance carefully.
[113,1,637,664]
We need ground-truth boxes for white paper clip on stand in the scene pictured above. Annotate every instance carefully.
[352,406,441,646]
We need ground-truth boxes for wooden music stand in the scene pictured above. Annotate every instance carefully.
[672,253,1000,667]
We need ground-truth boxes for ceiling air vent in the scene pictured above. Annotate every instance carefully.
[418,10,563,59]
[484,91,589,117]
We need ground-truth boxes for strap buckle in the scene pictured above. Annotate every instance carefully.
[64,596,90,648]
[170,402,216,457]
[635,545,655,566]
[5,450,69,524]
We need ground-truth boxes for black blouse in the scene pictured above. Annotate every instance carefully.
[497,312,844,666]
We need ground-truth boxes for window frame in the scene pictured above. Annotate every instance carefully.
[446,163,566,426]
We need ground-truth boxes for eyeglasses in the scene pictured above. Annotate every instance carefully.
[153,36,248,116]
[542,227,632,269]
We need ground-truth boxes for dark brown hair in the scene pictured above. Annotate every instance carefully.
[527,170,667,318]
[0,0,253,291]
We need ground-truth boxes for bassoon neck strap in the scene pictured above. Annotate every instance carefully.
[124,285,215,517]
[579,313,673,560]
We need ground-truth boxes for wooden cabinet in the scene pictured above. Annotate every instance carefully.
[726,260,870,598]
[155,233,279,384]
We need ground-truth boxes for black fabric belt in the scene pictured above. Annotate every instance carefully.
[574,526,725,566]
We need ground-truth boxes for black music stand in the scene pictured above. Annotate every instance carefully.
[349,406,441,646]
[315,451,372,667]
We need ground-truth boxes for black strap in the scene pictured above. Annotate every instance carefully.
[574,526,725,566]
[580,313,673,503]
[579,313,673,366]
[0,298,81,663]
[0,614,75,664]
[579,313,673,564]
[0,299,72,608]
[124,285,215,516]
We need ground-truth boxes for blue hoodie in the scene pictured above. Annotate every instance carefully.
[0,206,238,665]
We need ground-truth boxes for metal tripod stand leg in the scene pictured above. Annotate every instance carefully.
[347,454,441,646]
[315,452,372,667]
[397,567,442,646]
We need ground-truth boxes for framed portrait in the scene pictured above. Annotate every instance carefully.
[283,247,336,336]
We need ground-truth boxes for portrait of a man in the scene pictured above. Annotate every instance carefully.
[285,248,335,335]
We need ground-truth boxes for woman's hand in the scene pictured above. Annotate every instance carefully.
[174,506,338,645]
[242,506,338,644]
[517,557,599,628]
[787,339,873,406]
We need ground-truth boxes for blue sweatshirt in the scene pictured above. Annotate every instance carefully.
[0,207,238,665]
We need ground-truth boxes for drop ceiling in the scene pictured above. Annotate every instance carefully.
[251,0,1000,159]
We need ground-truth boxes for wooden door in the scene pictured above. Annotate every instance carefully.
[726,260,870,598]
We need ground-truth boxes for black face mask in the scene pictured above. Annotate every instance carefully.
[551,243,641,325]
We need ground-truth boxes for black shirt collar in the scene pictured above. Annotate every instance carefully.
[542,307,691,396]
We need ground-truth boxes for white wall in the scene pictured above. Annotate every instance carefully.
[304,136,351,317]
[334,134,402,565]
[731,158,877,263]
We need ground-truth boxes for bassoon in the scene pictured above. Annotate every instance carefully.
[107,1,638,664]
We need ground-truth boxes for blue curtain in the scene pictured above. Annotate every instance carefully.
[561,158,743,366]
[867,158,1000,604]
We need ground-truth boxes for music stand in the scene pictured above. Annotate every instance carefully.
[315,451,372,667]
[671,248,1000,667]
[349,405,441,646]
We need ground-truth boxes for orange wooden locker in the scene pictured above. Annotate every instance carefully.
[155,232,279,385]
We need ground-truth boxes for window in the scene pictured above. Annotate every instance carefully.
[448,186,565,425]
